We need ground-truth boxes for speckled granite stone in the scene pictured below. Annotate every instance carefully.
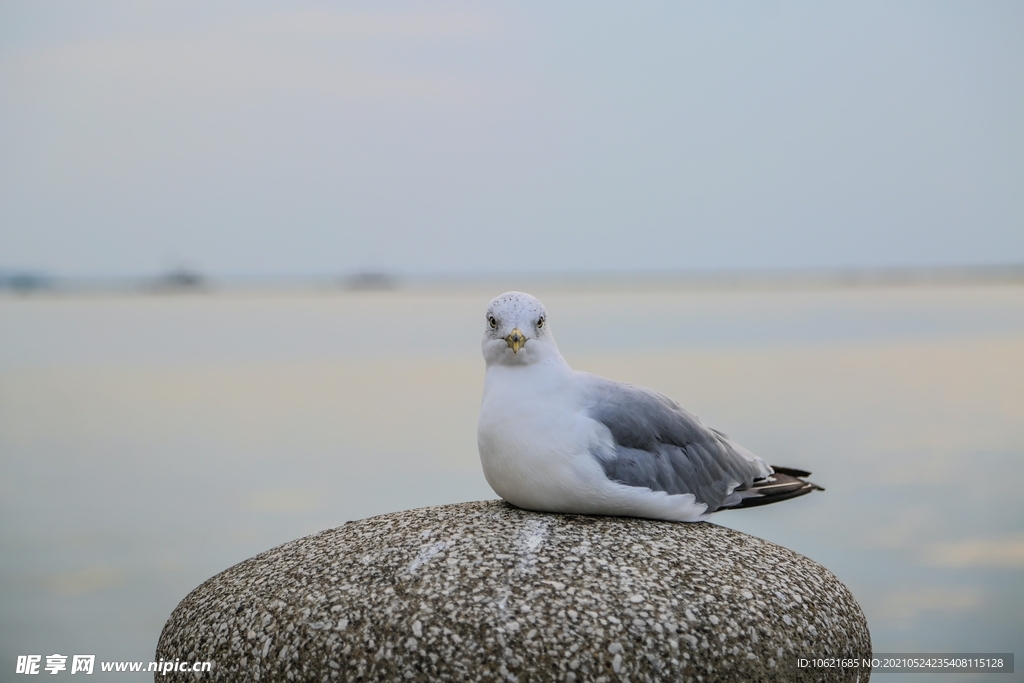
[156,500,870,682]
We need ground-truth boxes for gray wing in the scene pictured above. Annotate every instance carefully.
[585,376,770,512]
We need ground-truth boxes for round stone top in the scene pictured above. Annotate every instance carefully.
[157,500,870,682]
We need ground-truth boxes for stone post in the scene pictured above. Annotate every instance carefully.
[156,500,870,682]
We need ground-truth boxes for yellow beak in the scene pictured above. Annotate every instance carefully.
[505,328,526,353]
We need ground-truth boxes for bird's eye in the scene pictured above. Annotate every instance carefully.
[488,316,497,329]
[537,316,545,329]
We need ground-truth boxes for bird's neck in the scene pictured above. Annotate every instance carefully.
[482,353,576,404]
[485,347,572,372]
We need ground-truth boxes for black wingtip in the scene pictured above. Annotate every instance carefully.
[726,465,824,509]
[770,465,812,478]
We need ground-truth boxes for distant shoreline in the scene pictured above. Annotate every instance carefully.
[2,264,1023,298]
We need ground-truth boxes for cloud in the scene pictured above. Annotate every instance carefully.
[1,7,498,109]
[246,7,497,41]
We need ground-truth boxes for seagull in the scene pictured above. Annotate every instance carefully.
[477,291,822,522]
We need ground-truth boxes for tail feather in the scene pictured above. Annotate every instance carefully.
[727,466,824,509]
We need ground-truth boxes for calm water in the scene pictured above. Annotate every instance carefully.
[1,283,1022,682]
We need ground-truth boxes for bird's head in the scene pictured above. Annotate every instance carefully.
[482,291,561,367]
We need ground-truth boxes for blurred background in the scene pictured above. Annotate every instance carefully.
[1,2,1022,681]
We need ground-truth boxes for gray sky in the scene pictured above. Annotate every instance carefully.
[1,1,1021,278]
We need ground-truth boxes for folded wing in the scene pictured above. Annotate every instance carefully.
[584,376,821,513]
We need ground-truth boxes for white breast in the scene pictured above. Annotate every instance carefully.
[477,363,610,512]
[477,360,710,522]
